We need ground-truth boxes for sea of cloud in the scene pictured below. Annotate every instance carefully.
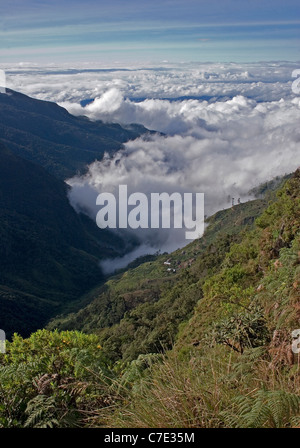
[2,60,299,103]
[2,61,300,271]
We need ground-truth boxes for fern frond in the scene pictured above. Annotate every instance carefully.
[24,395,58,428]
[222,389,300,428]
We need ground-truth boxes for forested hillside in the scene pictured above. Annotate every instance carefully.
[0,142,135,338]
[48,196,270,362]
[0,89,147,337]
[1,169,299,428]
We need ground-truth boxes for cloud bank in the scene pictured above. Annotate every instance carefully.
[3,61,299,104]
[3,61,300,270]
[67,92,300,259]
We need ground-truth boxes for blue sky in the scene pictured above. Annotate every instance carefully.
[0,0,299,63]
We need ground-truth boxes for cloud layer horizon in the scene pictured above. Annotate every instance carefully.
[4,61,300,272]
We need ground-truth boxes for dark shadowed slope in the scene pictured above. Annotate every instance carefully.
[0,142,134,338]
[0,89,149,179]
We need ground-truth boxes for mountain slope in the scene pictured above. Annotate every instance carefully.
[112,169,300,429]
[96,169,300,429]
[48,195,270,360]
[175,168,300,351]
[0,142,134,338]
[0,89,149,179]
[1,170,299,428]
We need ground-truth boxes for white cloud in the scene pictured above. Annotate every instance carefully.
[67,92,300,255]
[2,61,299,104]
[2,61,300,263]
[99,244,158,275]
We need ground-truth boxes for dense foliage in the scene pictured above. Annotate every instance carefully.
[0,142,135,338]
[1,169,299,428]
[0,330,114,427]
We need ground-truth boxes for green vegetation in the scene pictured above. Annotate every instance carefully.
[1,169,299,428]
[48,194,267,362]
[0,142,136,338]
[0,88,147,337]
[0,330,113,427]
